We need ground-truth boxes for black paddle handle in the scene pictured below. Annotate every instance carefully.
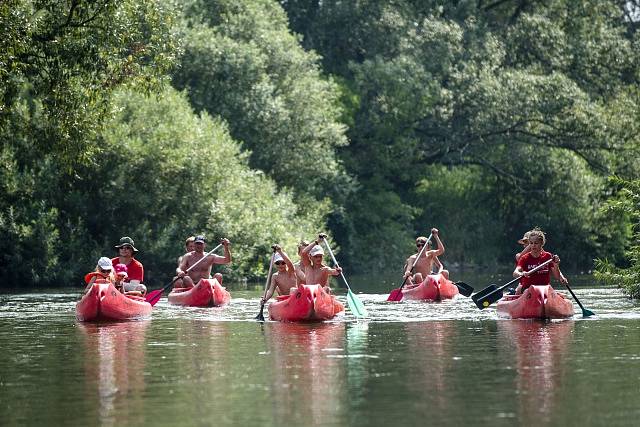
[496,258,554,294]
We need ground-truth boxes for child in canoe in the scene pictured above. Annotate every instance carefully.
[83,257,114,292]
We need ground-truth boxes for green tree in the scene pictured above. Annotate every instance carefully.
[173,0,353,204]
[595,177,640,297]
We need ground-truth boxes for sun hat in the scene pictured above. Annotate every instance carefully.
[115,236,138,252]
[309,245,324,256]
[517,231,531,245]
[194,235,206,243]
[97,257,113,270]
[273,253,284,263]
[114,263,128,276]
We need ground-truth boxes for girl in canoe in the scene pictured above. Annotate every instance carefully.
[513,229,568,293]
[83,257,115,292]
[260,245,298,305]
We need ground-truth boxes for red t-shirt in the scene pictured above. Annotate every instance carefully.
[111,257,144,282]
[517,251,553,288]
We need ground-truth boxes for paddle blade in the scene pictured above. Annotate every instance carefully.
[454,281,474,297]
[471,284,500,310]
[255,302,266,321]
[347,290,367,318]
[582,308,595,317]
[387,288,403,302]
[145,290,164,307]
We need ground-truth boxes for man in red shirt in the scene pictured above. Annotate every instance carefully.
[112,236,146,294]
[513,229,567,293]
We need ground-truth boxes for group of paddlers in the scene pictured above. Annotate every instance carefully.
[85,226,567,301]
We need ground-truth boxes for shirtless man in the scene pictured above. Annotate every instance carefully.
[174,235,231,288]
[176,236,196,269]
[261,245,298,304]
[293,241,308,285]
[301,233,341,291]
[403,228,444,280]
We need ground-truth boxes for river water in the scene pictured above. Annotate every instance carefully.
[1,273,639,426]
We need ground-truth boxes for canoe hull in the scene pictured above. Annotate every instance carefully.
[167,278,231,307]
[268,284,344,322]
[402,274,459,301]
[76,282,152,322]
[497,285,574,319]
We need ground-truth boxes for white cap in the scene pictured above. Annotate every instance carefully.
[309,245,324,256]
[97,257,113,270]
[273,253,284,263]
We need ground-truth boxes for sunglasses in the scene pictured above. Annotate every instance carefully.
[99,268,111,274]
[274,261,285,266]
[120,246,133,250]
[416,243,425,247]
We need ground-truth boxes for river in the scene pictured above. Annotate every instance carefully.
[1,273,639,426]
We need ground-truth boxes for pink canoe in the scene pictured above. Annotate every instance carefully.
[268,284,345,322]
[167,278,231,307]
[76,282,152,321]
[401,273,459,301]
[497,285,574,319]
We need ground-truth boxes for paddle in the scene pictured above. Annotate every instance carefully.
[472,258,553,309]
[145,243,223,306]
[562,282,595,317]
[387,233,433,302]
[321,236,367,318]
[255,251,276,321]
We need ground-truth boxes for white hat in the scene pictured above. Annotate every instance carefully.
[273,253,284,263]
[309,245,324,256]
[97,257,113,270]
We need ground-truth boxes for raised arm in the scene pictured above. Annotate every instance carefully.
[431,228,445,256]
[274,244,295,273]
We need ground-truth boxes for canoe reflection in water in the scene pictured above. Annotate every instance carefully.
[264,322,347,427]
[498,320,573,425]
[78,320,149,426]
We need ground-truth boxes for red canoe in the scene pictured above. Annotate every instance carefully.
[401,273,459,301]
[167,278,231,307]
[268,284,345,322]
[497,285,574,319]
[76,282,152,321]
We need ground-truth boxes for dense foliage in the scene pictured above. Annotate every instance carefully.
[595,177,640,297]
[2,0,640,288]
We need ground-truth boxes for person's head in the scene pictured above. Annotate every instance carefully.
[114,263,128,280]
[517,231,531,246]
[115,236,138,256]
[274,253,286,270]
[97,257,113,275]
[309,245,324,265]
[194,235,206,252]
[416,236,431,251]
[185,236,196,252]
[527,229,546,250]
[297,240,309,255]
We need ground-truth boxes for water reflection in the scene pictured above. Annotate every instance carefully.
[497,320,573,426]
[78,321,149,426]
[404,321,456,412]
[264,322,347,426]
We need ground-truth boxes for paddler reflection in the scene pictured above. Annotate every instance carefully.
[78,321,149,426]
[264,322,347,426]
[498,320,573,426]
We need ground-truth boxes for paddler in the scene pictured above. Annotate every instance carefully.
[513,229,567,294]
[111,236,147,295]
[403,228,445,280]
[301,233,342,292]
[260,245,298,305]
[174,235,232,288]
